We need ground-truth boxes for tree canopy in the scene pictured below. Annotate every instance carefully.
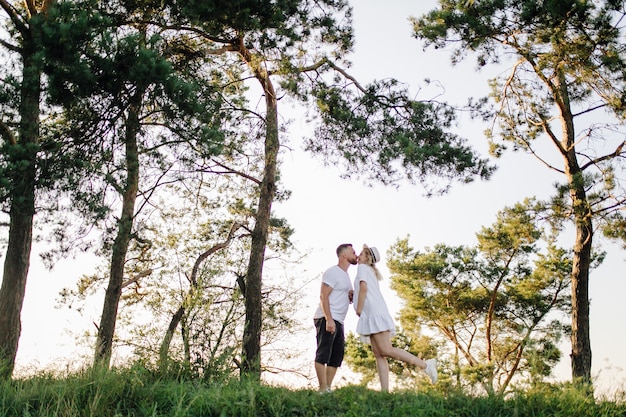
[412,0,626,384]
[383,201,580,395]
[1,0,493,382]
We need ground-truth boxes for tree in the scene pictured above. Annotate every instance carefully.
[413,0,626,384]
[157,221,247,373]
[387,201,577,395]
[46,0,495,381]
[162,0,353,379]
[170,0,497,380]
[40,1,233,369]
[0,0,58,379]
[145,205,299,380]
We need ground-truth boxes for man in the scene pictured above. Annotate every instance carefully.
[313,243,358,392]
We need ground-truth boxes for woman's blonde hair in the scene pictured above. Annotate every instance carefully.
[363,244,382,281]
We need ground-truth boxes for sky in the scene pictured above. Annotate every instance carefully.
[11,0,626,396]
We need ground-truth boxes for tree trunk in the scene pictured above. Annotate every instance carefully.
[0,209,34,379]
[0,17,43,379]
[159,305,185,372]
[238,40,279,380]
[93,91,142,368]
[555,71,593,384]
[568,170,593,383]
[158,223,243,372]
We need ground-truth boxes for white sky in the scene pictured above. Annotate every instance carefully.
[12,0,626,396]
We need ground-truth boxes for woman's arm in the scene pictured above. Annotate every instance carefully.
[355,280,367,317]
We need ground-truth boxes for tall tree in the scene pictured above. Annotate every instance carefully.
[0,0,56,379]
[41,1,232,368]
[163,0,354,379]
[413,0,626,384]
[171,0,495,380]
[387,201,576,394]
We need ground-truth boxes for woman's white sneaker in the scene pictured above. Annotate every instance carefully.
[424,358,438,384]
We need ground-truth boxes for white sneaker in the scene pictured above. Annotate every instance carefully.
[424,358,438,384]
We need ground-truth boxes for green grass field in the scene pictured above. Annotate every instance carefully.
[2,367,625,416]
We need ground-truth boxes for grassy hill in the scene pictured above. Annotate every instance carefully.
[2,367,625,416]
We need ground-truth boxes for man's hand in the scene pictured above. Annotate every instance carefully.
[325,319,336,334]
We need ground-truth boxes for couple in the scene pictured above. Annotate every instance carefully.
[313,243,437,392]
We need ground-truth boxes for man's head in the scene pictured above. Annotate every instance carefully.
[336,243,358,266]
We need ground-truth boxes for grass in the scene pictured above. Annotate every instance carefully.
[1,367,625,416]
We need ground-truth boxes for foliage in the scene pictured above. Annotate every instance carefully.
[412,0,626,383]
[1,366,625,416]
[56,169,300,379]
[305,77,495,194]
[161,3,498,197]
[385,200,580,395]
[36,0,236,263]
[160,0,357,379]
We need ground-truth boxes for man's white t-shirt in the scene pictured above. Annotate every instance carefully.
[313,265,353,324]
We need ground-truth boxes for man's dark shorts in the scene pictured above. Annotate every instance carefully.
[314,317,344,368]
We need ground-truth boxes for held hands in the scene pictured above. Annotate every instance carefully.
[350,290,360,316]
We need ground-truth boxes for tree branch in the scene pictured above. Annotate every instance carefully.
[580,140,625,171]
[122,269,153,289]
[572,103,608,118]
[0,0,28,36]
[206,158,262,185]
[0,119,16,145]
[188,221,247,286]
[321,58,368,94]
[518,130,565,174]
[0,37,19,53]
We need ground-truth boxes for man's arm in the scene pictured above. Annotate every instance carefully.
[320,282,336,334]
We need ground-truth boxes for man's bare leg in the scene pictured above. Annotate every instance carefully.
[315,362,328,391]
[325,365,338,390]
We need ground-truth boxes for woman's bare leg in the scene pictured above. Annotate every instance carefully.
[370,337,390,391]
[370,331,427,370]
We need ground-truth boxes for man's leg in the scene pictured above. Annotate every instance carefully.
[315,361,328,391]
[314,318,335,391]
[325,321,344,391]
[325,365,338,390]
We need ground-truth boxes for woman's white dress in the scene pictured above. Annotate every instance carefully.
[353,264,396,343]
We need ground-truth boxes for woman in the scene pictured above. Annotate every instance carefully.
[353,244,437,391]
